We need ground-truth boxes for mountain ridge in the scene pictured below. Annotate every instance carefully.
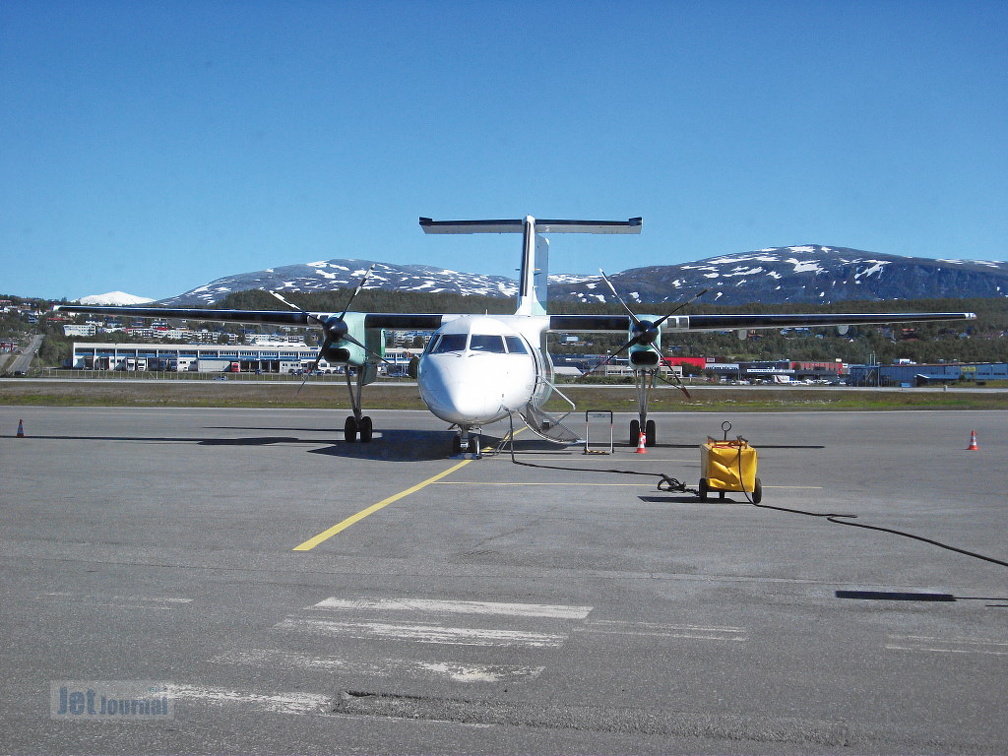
[141,246,1007,307]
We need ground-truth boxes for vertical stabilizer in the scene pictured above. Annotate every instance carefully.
[515,216,547,316]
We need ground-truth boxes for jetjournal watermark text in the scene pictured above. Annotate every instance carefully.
[51,681,173,720]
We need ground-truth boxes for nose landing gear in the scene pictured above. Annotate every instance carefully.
[451,429,482,457]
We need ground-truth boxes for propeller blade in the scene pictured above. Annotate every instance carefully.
[339,264,375,319]
[655,368,692,399]
[646,342,692,399]
[269,291,303,312]
[653,288,709,329]
[584,338,636,375]
[297,339,330,395]
[599,269,642,327]
[341,333,399,371]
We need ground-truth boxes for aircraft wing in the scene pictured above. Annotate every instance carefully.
[54,304,450,331]
[549,310,976,333]
[55,304,314,326]
[675,310,977,332]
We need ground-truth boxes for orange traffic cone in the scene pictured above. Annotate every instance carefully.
[635,432,647,454]
[967,430,979,451]
[16,419,24,438]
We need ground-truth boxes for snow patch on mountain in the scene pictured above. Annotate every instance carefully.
[79,291,155,305]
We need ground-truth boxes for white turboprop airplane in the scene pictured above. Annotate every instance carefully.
[57,215,976,455]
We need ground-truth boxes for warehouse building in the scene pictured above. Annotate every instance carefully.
[847,362,1008,386]
[69,343,417,373]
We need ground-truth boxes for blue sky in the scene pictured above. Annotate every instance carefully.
[2,0,1006,300]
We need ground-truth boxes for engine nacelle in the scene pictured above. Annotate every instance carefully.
[628,313,662,367]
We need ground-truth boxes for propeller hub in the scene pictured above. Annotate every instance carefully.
[323,315,348,342]
[634,320,659,345]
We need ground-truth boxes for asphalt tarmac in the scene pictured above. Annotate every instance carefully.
[1,407,1006,755]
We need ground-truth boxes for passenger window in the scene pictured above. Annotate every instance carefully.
[432,334,468,353]
[469,335,506,353]
[504,336,528,354]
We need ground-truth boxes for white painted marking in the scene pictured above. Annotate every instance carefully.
[276,617,567,647]
[211,648,544,683]
[42,592,193,609]
[312,597,592,620]
[579,620,747,642]
[167,684,328,715]
[886,635,1008,655]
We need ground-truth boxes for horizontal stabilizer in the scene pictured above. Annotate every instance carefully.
[420,217,642,234]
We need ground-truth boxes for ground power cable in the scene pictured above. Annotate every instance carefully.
[729,444,1008,569]
[505,416,1008,569]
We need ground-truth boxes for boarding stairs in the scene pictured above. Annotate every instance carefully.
[517,402,580,444]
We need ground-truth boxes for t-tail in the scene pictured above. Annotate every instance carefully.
[419,216,643,316]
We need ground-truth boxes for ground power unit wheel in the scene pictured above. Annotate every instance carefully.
[698,477,763,503]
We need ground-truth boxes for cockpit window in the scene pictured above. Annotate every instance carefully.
[504,336,528,354]
[431,333,468,353]
[469,334,507,353]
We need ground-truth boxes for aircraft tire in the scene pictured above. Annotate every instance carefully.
[344,416,358,443]
[467,437,478,454]
[451,435,463,455]
[359,416,373,443]
[630,419,640,446]
[645,419,656,447]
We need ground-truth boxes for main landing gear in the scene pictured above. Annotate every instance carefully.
[342,368,374,443]
[344,414,373,443]
[631,368,659,447]
[630,417,657,447]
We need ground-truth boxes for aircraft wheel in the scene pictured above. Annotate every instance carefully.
[344,416,358,443]
[451,435,463,455]
[630,419,640,446]
[752,477,763,504]
[358,416,373,443]
[698,478,708,502]
[645,419,656,447]
[467,436,479,454]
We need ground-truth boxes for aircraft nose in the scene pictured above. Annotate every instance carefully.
[418,356,513,424]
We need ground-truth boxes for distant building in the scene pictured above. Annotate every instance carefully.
[63,324,97,337]
[68,342,418,374]
[848,362,1008,387]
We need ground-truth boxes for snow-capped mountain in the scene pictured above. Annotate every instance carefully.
[158,260,520,306]
[552,246,1008,306]
[78,291,155,306]
[158,247,1008,307]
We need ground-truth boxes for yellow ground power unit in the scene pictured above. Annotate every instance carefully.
[699,422,762,503]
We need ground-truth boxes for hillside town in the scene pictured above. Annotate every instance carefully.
[2,296,1005,389]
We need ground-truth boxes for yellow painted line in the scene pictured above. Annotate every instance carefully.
[293,459,473,551]
[434,481,654,487]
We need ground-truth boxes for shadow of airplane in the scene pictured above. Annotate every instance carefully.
[20,427,571,463]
